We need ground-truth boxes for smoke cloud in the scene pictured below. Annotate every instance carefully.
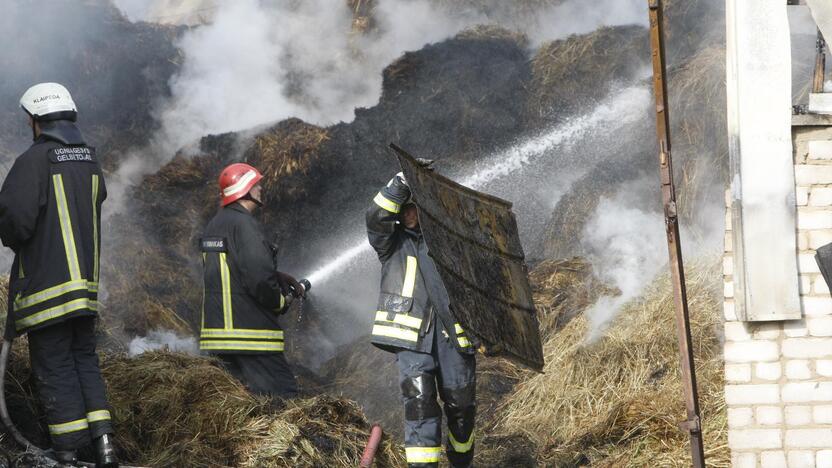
[128,329,199,356]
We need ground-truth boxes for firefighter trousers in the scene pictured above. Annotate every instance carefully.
[219,353,298,400]
[396,326,476,468]
[27,317,114,451]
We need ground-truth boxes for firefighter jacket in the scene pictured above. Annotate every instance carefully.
[0,126,104,338]
[366,176,475,354]
[200,203,288,354]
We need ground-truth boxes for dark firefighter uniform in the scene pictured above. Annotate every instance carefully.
[200,203,298,398]
[0,122,114,451]
[366,174,476,468]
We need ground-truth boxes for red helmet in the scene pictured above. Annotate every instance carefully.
[218,163,263,207]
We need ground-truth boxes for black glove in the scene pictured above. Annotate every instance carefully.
[416,158,435,170]
[276,271,305,298]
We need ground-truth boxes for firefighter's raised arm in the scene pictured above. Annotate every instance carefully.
[366,172,410,262]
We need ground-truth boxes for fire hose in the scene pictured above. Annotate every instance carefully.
[359,424,383,468]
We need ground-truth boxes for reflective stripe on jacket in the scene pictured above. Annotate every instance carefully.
[365,177,475,354]
[200,203,287,354]
[0,132,103,337]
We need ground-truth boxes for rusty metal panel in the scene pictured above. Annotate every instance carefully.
[390,144,544,372]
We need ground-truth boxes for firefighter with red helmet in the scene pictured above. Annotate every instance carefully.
[199,163,305,399]
[0,83,118,467]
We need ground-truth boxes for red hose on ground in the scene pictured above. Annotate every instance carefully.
[359,424,383,467]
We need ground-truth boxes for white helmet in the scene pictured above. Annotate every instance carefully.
[19,82,78,122]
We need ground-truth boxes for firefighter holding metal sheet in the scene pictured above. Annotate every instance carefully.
[366,170,477,468]
[0,83,118,467]
[199,163,306,400]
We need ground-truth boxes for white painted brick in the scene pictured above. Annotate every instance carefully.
[725,300,738,321]
[799,252,823,274]
[788,450,815,468]
[797,186,810,205]
[756,406,782,425]
[809,229,832,250]
[725,280,734,299]
[783,382,832,402]
[796,164,832,185]
[729,407,754,428]
[730,429,782,450]
[786,406,813,426]
[726,384,781,405]
[784,320,810,337]
[809,316,832,336]
[725,322,752,341]
[725,233,733,252]
[754,323,782,340]
[725,341,780,363]
[798,210,832,230]
[799,231,810,250]
[811,187,832,207]
[756,362,782,381]
[802,296,832,316]
[782,338,832,358]
[726,211,733,231]
[787,450,815,467]
[724,255,734,276]
[814,405,832,424]
[809,140,832,160]
[818,360,832,377]
[786,428,832,448]
[818,450,832,468]
[817,275,831,295]
[733,452,757,468]
[786,360,812,380]
[726,363,752,383]
[801,275,813,295]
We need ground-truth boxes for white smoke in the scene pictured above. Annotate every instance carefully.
[128,329,199,356]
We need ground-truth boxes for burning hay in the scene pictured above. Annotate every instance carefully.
[529,25,648,119]
[492,260,728,466]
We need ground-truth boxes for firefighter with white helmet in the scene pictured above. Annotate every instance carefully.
[0,83,118,467]
[199,163,306,399]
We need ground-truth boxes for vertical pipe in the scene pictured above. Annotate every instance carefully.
[645,1,706,467]
[813,29,827,94]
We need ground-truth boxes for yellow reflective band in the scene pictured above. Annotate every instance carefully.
[49,418,89,436]
[13,280,98,311]
[200,328,284,340]
[15,298,97,330]
[199,340,285,352]
[219,252,233,329]
[372,324,418,342]
[86,410,111,423]
[53,174,82,281]
[373,192,401,213]
[454,323,465,335]
[279,292,285,310]
[405,446,442,463]
[17,252,23,278]
[402,256,417,298]
[92,174,100,282]
[449,431,475,453]
[374,311,422,330]
[458,337,472,348]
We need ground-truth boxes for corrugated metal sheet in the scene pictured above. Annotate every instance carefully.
[391,144,544,371]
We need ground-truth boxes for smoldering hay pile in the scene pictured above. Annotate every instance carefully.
[0,0,738,465]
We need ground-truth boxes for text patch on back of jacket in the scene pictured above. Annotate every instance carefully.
[48,147,97,164]
[200,237,227,252]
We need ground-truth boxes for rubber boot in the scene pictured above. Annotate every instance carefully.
[94,433,119,468]
[53,449,79,468]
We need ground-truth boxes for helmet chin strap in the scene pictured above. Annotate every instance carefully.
[242,192,264,207]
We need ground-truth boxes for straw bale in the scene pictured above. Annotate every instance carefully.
[496,259,728,466]
[455,25,529,48]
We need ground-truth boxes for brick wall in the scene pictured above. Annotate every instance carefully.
[724,117,832,468]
